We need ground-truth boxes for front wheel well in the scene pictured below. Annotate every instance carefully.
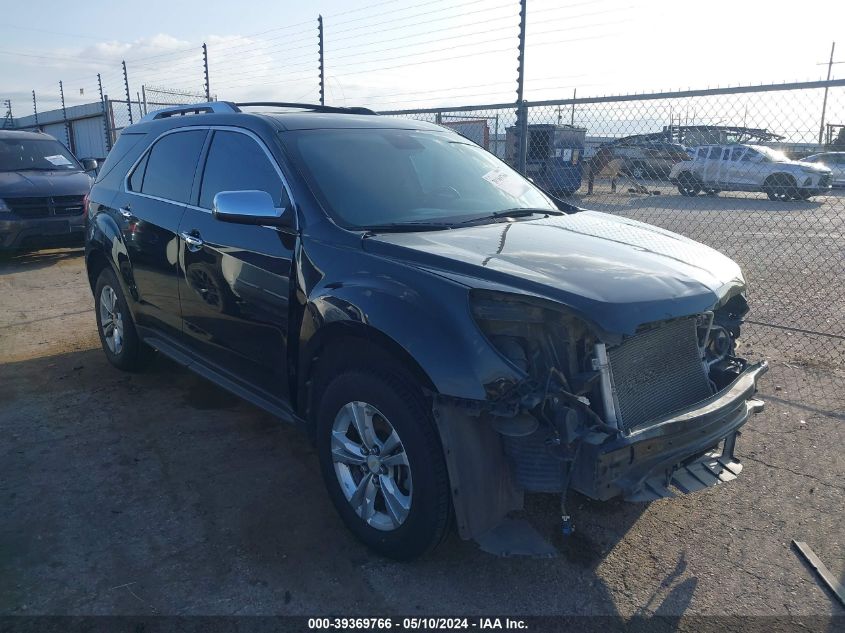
[765,173,797,186]
[298,323,438,425]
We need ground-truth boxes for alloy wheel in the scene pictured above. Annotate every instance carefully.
[331,401,412,531]
[99,285,124,355]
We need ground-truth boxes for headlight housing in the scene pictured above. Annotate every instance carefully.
[469,290,596,387]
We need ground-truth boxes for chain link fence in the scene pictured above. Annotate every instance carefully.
[385,80,845,416]
[106,86,208,143]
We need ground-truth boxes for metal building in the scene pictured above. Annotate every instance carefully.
[13,101,109,161]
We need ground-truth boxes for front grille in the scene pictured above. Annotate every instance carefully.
[6,195,85,218]
[607,316,713,433]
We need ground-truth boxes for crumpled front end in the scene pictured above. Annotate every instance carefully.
[440,287,767,542]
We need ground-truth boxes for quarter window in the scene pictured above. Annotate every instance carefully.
[139,130,207,203]
[199,131,288,209]
[128,152,149,191]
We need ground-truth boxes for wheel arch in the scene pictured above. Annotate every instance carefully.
[296,320,437,422]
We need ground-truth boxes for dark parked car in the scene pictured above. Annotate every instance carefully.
[0,130,96,251]
[85,102,767,559]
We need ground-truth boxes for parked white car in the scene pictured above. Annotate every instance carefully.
[799,152,845,188]
[669,144,833,200]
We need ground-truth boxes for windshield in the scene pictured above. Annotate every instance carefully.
[749,145,789,163]
[283,128,556,229]
[0,138,82,172]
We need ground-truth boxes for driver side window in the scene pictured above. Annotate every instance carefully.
[199,130,290,209]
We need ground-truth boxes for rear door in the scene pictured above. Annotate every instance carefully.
[177,128,296,401]
[702,146,723,185]
[121,128,208,340]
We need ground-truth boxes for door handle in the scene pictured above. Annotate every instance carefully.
[118,206,133,219]
[180,231,204,251]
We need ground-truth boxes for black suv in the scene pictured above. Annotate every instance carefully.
[1,130,96,251]
[85,102,767,559]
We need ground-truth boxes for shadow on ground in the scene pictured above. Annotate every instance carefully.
[1,347,705,618]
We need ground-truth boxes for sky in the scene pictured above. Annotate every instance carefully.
[1,0,843,117]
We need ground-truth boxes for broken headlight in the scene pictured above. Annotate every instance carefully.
[469,290,596,392]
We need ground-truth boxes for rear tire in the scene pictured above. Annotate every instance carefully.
[315,366,451,560]
[94,267,149,371]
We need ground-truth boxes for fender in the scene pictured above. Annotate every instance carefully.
[85,207,135,304]
[297,247,522,404]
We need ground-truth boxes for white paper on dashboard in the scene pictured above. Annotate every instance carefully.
[482,168,530,198]
[44,154,73,166]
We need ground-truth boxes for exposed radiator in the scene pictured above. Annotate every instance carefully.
[607,316,713,433]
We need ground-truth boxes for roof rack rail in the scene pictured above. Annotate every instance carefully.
[140,101,240,122]
[236,102,377,115]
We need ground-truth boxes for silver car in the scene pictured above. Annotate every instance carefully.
[800,151,845,188]
[669,144,832,200]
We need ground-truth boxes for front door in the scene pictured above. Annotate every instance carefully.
[177,128,296,400]
[120,128,208,340]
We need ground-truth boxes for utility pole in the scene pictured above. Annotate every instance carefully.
[32,91,38,128]
[515,0,527,173]
[59,81,71,149]
[819,41,836,145]
[318,15,325,105]
[122,60,133,125]
[97,73,111,152]
[202,43,211,101]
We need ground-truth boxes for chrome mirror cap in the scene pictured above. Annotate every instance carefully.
[212,190,287,226]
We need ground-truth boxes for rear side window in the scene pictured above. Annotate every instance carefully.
[199,131,287,208]
[128,152,149,191]
[139,130,207,203]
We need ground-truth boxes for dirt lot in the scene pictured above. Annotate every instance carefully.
[1,190,844,618]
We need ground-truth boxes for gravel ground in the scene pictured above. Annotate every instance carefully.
[1,210,843,619]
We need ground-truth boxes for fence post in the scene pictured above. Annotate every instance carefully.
[122,60,133,125]
[59,81,71,150]
[141,85,148,115]
[515,0,528,173]
[32,91,38,128]
[2,99,12,129]
[318,16,325,105]
[203,43,211,101]
[97,74,111,152]
[818,41,835,145]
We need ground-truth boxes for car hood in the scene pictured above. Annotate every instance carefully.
[0,169,92,197]
[794,160,833,173]
[362,210,746,337]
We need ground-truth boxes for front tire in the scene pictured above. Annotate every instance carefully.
[316,367,451,560]
[677,172,701,196]
[764,174,797,201]
[94,267,149,371]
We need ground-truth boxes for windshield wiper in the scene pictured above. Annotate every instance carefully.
[451,208,564,226]
[492,208,565,218]
[361,221,453,235]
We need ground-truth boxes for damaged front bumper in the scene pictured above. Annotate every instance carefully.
[571,360,768,501]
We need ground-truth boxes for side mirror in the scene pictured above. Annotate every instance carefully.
[212,190,295,229]
[81,158,98,172]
